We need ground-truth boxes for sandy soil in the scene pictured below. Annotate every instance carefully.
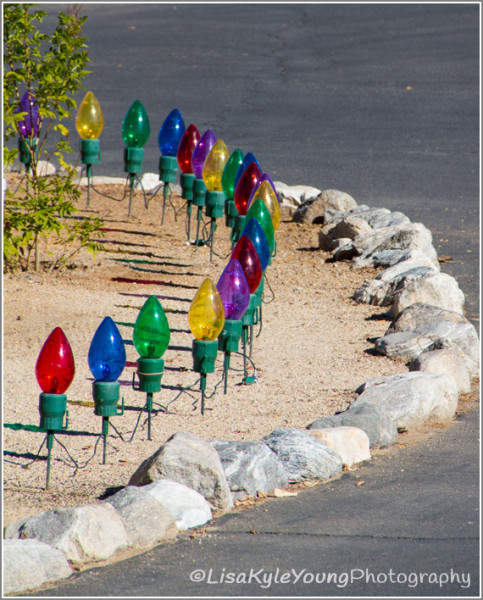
[3,176,408,526]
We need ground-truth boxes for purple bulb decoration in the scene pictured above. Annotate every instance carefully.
[216,258,251,320]
[191,129,216,179]
[18,91,40,138]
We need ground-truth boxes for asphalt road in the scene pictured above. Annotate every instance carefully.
[26,3,480,597]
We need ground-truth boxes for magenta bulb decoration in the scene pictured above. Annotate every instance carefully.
[216,258,251,320]
[191,129,216,179]
[18,91,40,138]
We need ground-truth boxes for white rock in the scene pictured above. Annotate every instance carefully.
[389,271,465,316]
[409,349,471,393]
[309,426,371,467]
[37,160,56,176]
[274,181,322,208]
[77,175,128,186]
[5,503,129,565]
[145,479,212,530]
[3,539,72,595]
[355,372,459,431]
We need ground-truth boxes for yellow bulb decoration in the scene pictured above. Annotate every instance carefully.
[202,139,229,192]
[250,180,281,231]
[189,278,225,341]
[75,91,104,140]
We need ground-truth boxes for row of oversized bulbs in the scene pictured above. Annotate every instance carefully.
[34,92,280,404]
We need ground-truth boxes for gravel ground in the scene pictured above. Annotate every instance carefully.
[3,177,407,526]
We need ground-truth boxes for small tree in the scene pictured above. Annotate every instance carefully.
[3,3,102,272]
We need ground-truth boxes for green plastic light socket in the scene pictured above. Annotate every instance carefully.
[18,137,38,166]
[180,172,195,201]
[134,357,165,393]
[124,147,144,174]
[231,214,246,244]
[241,294,259,327]
[254,277,265,307]
[225,198,238,228]
[93,381,123,417]
[39,393,67,431]
[205,190,226,219]
[81,139,101,165]
[192,339,218,374]
[218,319,243,353]
[159,155,178,183]
[193,178,207,207]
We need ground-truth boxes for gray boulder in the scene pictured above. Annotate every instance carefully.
[4,503,129,565]
[104,486,177,547]
[263,428,342,482]
[129,431,233,513]
[382,303,479,376]
[211,440,289,499]
[347,205,410,229]
[354,372,459,431]
[293,189,357,224]
[3,539,72,595]
[349,222,439,267]
[319,216,373,250]
[409,349,472,393]
[307,402,397,448]
[145,479,212,530]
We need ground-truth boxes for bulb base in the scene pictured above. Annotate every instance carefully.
[93,381,121,416]
[39,393,67,431]
[80,139,101,165]
[193,178,207,207]
[134,357,165,393]
[205,190,226,219]
[192,339,218,374]
[159,155,178,183]
[218,319,243,354]
[124,147,144,174]
[241,294,258,327]
[180,172,195,201]
[231,214,246,244]
[18,137,38,166]
[225,198,238,228]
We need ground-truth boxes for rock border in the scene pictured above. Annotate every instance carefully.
[3,179,479,596]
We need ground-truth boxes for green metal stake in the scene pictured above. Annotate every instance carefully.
[209,219,217,261]
[128,174,135,217]
[46,431,54,490]
[161,183,169,225]
[200,374,207,416]
[223,353,231,394]
[187,201,193,240]
[102,416,109,464]
[86,164,92,208]
[147,392,153,440]
[195,206,203,245]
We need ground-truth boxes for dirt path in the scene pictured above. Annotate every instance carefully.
[3,180,406,526]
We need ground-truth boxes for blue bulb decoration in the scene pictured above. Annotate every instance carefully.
[234,152,262,190]
[88,317,126,382]
[240,217,270,272]
[158,108,186,156]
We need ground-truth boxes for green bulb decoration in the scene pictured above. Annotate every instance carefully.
[133,295,170,358]
[242,198,275,254]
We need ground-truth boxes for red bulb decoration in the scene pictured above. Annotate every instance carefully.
[177,123,200,174]
[35,327,75,394]
[233,162,262,216]
[230,235,263,294]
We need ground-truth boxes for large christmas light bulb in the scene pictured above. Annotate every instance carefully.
[177,123,200,174]
[222,148,245,199]
[217,258,251,320]
[248,176,281,231]
[76,91,104,140]
[243,198,275,254]
[230,235,263,294]
[241,217,270,272]
[234,152,261,190]
[133,295,170,358]
[234,162,262,216]
[191,129,216,179]
[188,278,225,341]
[122,100,150,148]
[203,139,229,191]
[18,91,40,138]
[88,317,126,382]
[158,108,185,156]
[35,327,75,394]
